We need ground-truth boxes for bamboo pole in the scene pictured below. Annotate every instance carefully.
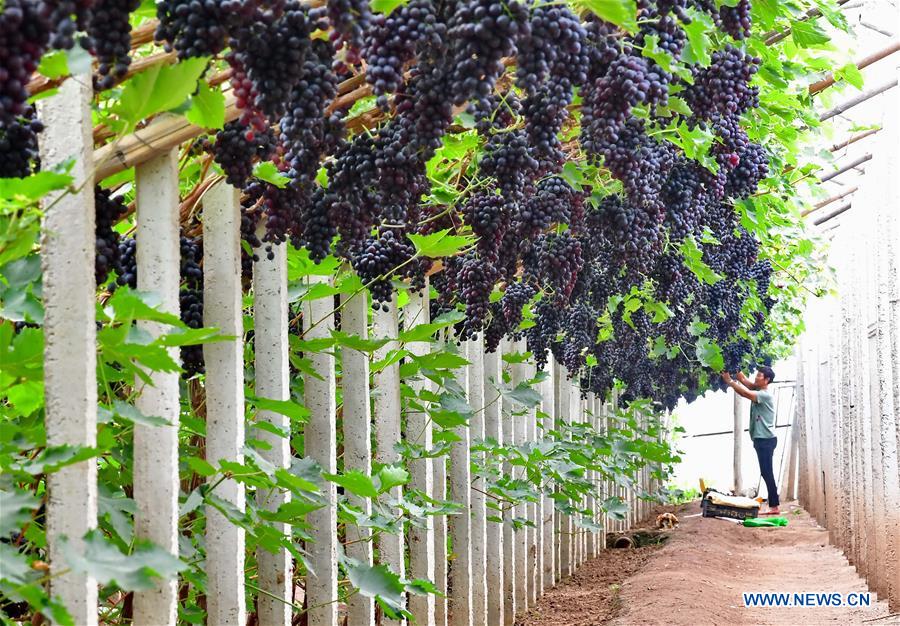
[340,290,375,626]
[819,153,872,183]
[813,201,853,226]
[809,42,900,95]
[38,72,99,626]
[829,128,881,153]
[133,149,181,626]
[202,180,246,625]
[819,79,899,122]
[802,186,858,216]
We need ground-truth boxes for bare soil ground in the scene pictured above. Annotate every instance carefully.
[521,501,896,626]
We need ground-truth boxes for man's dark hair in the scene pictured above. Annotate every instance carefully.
[758,366,775,383]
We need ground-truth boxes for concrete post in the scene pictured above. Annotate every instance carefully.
[340,290,375,626]
[253,235,292,626]
[449,337,473,626]
[540,366,555,591]
[483,347,504,626]
[557,363,572,579]
[733,390,743,495]
[372,297,406,624]
[512,344,528,609]
[406,288,435,624]
[202,181,246,625]
[302,275,338,626]
[467,337,488,626]
[501,340,516,624]
[38,73,98,626]
[132,150,181,626]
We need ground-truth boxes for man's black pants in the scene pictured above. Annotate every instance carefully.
[753,437,780,507]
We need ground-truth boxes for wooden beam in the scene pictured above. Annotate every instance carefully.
[802,186,858,217]
[813,201,853,225]
[819,79,899,121]
[809,42,900,95]
[819,153,872,183]
[829,128,881,153]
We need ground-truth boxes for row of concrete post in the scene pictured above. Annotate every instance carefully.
[35,74,661,626]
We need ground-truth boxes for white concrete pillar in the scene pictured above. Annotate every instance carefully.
[38,73,98,626]
[302,275,338,626]
[525,359,538,605]
[540,368,555,591]
[501,340,516,625]
[133,150,181,626]
[449,337,473,626]
[253,234,292,626]
[340,290,375,626]
[203,181,246,625]
[512,344,528,609]
[373,297,406,625]
[585,393,596,560]
[557,363,573,579]
[405,287,435,624]
[467,337,488,626]
[483,347,504,626]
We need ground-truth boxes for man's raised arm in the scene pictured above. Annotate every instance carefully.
[721,371,758,401]
[736,371,757,390]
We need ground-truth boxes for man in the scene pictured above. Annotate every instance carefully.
[721,367,780,515]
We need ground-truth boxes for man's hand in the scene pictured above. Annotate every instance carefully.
[736,371,755,389]
[722,371,758,401]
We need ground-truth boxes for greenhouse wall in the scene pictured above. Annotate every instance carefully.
[793,64,900,612]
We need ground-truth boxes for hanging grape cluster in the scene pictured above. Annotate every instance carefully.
[3,0,786,407]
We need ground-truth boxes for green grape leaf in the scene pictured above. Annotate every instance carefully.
[581,0,638,34]
[0,490,39,536]
[695,337,725,371]
[111,400,171,427]
[62,530,186,591]
[833,63,864,90]
[370,0,408,15]
[324,469,379,499]
[38,51,69,79]
[112,57,210,131]
[375,465,409,493]
[247,395,310,422]
[408,229,473,258]
[347,561,406,612]
[185,79,226,129]
[253,161,290,188]
[679,237,723,285]
[791,20,831,47]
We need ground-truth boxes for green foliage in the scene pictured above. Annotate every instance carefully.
[0,0,858,620]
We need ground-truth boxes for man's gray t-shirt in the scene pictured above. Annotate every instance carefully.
[750,390,776,439]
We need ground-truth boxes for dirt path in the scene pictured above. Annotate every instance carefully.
[522,501,896,626]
